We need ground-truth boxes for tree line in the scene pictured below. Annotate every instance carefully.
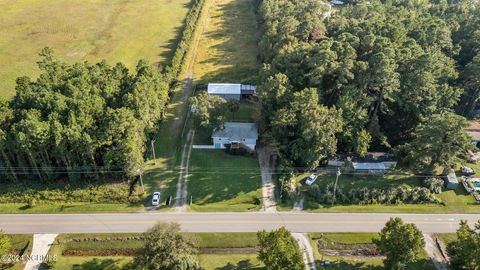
[257,0,480,171]
[0,49,169,181]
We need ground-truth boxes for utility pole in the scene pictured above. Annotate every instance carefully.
[332,168,341,206]
[137,169,145,194]
[151,139,156,165]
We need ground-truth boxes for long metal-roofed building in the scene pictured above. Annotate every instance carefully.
[207,83,256,100]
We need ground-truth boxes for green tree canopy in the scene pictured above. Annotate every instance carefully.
[257,227,305,270]
[447,220,480,270]
[373,217,425,270]
[134,222,202,270]
[396,112,472,172]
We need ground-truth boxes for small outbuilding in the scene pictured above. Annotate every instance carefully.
[446,171,459,190]
[207,83,256,100]
[352,162,386,172]
[212,122,258,151]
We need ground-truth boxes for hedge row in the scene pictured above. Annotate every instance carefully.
[165,0,206,82]
[307,183,442,205]
[0,183,142,204]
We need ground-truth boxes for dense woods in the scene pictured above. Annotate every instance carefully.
[258,0,480,170]
[0,48,169,181]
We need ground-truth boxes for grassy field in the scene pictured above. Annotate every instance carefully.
[193,0,258,84]
[48,232,260,270]
[280,171,480,213]
[0,235,33,270]
[308,233,435,270]
[0,0,192,98]
[188,150,262,211]
[0,203,142,214]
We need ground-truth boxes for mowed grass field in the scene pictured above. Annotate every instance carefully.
[189,150,262,211]
[0,0,192,98]
[193,0,258,83]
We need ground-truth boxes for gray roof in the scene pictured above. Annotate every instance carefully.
[208,83,241,95]
[212,122,258,141]
[352,162,386,170]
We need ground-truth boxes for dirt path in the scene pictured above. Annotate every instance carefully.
[175,129,194,211]
[424,234,449,270]
[257,146,276,212]
[292,233,317,270]
[23,234,57,270]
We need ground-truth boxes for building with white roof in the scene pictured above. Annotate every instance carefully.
[207,83,256,100]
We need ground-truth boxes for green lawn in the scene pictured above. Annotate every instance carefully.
[0,235,33,270]
[194,0,258,83]
[228,102,258,122]
[0,203,142,214]
[0,0,192,98]
[196,233,258,248]
[435,233,457,246]
[308,233,435,270]
[48,233,260,270]
[286,171,480,213]
[188,150,262,211]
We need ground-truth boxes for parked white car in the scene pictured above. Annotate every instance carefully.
[151,192,161,206]
[305,174,318,186]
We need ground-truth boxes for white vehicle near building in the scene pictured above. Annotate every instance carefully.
[151,192,161,206]
[305,174,318,186]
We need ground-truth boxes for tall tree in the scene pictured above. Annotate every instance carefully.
[447,220,480,270]
[373,217,425,270]
[396,112,472,172]
[134,222,202,270]
[257,227,305,270]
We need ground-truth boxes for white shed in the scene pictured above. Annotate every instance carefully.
[207,83,241,100]
[212,122,258,151]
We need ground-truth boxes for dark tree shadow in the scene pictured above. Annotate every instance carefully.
[215,259,263,270]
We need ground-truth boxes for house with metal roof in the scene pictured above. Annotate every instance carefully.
[212,122,258,151]
[207,83,256,100]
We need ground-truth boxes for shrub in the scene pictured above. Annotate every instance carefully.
[423,178,444,194]
[307,185,441,205]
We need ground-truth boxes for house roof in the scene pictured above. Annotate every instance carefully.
[208,83,241,95]
[352,162,386,170]
[466,121,480,141]
[212,122,258,141]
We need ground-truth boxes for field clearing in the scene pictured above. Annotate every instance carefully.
[49,233,261,270]
[193,0,258,83]
[0,0,192,98]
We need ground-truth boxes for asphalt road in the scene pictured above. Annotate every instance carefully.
[1,212,479,234]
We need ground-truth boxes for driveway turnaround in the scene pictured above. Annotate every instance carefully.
[1,213,479,234]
